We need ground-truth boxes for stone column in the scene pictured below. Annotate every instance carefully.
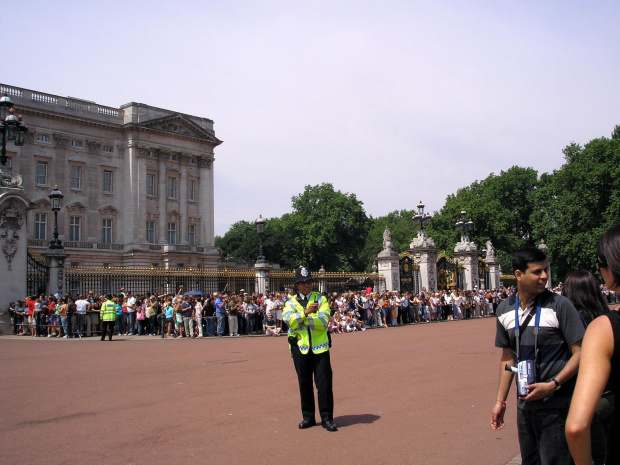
[538,239,553,289]
[409,230,438,292]
[179,159,188,244]
[157,155,167,244]
[0,176,34,329]
[198,156,214,246]
[317,266,327,294]
[377,227,400,292]
[484,240,501,290]
[254,258,269,294]
[454,238,479,290]
[43,250,68,297]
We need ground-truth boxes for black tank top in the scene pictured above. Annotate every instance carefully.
[605,311,620,462]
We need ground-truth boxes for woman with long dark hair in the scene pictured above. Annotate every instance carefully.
[563,270,611,465]
[563,270,609,326]
[566,225,620,464]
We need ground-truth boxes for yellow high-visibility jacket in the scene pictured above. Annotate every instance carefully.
[100,300,117,321]
[283,291,330,354]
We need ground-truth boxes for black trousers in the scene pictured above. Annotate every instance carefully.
[291,344,334,423]
[101,320,115,340]
[66,313,75,337]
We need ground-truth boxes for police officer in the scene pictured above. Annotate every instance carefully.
[100,294,116,341]
[283,266,337,432]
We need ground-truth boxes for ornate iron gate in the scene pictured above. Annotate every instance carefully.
[478,258,489,290]
[436,253,460,290]
[27,251,49,297]
[399,253,420,294]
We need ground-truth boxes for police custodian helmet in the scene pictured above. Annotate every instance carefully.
[294,266,313,283]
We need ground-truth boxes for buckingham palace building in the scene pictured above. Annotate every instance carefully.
[1,83,223,269]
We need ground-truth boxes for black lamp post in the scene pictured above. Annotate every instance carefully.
[0,91,28,167]
[49,185,64,250]
[255,214,266,262]
[455,210,474,242]
[412,200,432,231]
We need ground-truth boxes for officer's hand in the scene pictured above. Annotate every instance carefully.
[520,381,555,401]
[305,302,319,315]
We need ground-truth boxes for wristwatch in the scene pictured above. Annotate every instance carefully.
[550,378,561,390]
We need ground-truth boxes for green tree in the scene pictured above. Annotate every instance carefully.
[286,183,370,271]
[360,210,417,270]
[426,166,539,271]
[214,220,257,265]
[214,217,296,267]
[531,132,620,282]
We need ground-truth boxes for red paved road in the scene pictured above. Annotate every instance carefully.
[0,318,519,464]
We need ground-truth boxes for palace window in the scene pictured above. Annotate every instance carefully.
[146,174,156,197]
[69,216,81,241]
[71,140,83,148]
[102,218,113,243]
[167,222,177,244]
[102,170,113,194]
[103,146,114,153]
[188,224,195,246]
[167,177,176,199]
[146,221,155,244]
[35,213,47,240]
[36,162,48,186]
[187,180,195,201]
[37,134,50,142]
[70,166,82,190]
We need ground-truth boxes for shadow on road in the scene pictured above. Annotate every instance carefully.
[335,413,380,428]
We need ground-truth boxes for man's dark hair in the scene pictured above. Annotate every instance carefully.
[597,224,620,289]
[512,246,547,273]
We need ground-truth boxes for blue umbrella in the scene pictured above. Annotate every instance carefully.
[183,290,203,297]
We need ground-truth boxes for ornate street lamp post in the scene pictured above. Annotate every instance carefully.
[255,214,266,262]
[0,91,28,168]
[455,210,474,242]
[454,210,474,290]
[48,185,64,250]
[412,200,432,231]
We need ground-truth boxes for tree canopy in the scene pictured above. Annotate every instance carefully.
[215,125,620,283]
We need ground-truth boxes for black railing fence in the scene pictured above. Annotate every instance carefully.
[63,267,383,297]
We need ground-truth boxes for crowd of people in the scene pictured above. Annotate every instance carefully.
[4,283,619,340]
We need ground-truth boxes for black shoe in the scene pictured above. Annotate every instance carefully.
[298,419,316,429]
[321,420,338,432]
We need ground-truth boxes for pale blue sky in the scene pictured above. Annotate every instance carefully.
[8,0,620,236]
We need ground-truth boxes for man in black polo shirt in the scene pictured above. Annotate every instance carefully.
[181,296,195,338]
[489,246,585,464]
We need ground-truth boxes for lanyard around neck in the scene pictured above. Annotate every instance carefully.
[514,295,541,362]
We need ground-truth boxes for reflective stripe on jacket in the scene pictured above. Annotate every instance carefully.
[283,291,330,355]
[100,300,117,321]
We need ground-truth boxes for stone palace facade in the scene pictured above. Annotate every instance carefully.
[1,83,222,269]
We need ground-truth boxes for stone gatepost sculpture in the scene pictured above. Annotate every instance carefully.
[484,240,501,290]
[376,227,400,292]
[410,230,438,292]
[0,171,34,321]
[453,236,479,290]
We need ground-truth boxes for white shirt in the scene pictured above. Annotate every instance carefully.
[75,299,89,314]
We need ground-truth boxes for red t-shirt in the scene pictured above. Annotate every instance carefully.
[26,298,35,316]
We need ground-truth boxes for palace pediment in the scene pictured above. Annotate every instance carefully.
[139,114,222,145]
[65,201,88,213]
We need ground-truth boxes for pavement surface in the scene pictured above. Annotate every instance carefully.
[1,318,521,464]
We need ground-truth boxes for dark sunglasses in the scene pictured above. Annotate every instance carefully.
[596,256,608,271]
